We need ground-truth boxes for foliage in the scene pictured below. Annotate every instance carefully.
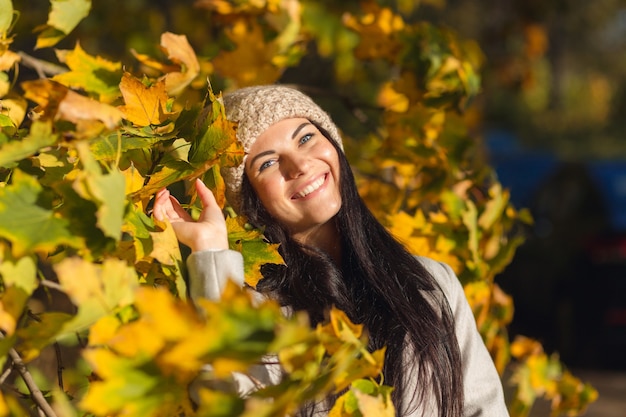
[0,0,597,416]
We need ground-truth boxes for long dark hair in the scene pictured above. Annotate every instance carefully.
[240,125,463,417]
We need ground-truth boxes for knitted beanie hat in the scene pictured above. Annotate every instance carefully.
[221,85,343,213]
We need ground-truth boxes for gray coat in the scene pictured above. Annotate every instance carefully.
[187,250,510,416]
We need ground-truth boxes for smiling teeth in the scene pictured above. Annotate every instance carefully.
[295,176,325,198]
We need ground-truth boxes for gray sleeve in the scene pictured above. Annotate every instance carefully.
[418,257,510,417]
[186,249,245,301]
[185,250,285,400]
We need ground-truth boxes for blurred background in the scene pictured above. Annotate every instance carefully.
[429,0,626,371]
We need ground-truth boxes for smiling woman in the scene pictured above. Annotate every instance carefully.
[152,85,509,417]
[245,118,342,251]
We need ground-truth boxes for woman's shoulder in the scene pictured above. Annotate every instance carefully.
[412,256,463,299]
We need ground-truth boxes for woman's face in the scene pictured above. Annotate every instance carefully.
[245,118,342,243]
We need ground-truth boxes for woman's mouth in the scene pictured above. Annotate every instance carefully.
[293,175,326,199]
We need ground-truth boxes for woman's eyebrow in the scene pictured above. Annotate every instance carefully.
[291,122,311,139]
[249,149,275,169]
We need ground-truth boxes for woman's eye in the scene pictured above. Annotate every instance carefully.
[299,133,313,145]
[259,160,275,172]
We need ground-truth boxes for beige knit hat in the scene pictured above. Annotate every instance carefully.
[221,85,343,213]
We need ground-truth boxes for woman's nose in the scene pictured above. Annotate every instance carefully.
[283,153,309,178]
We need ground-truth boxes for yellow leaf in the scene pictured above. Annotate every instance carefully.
[88,315,121,346]
[0,49,19,72]
[377,82,409,113]
[0,95,27,127]
[121,164,145,195]
[149,218,182,266]
[134,287,194,341]
[160,32,200,96]
[212,18,282,86]
[22,79,123,129]
[118,72,171,126]
[108,319,165,358]
[354,390,395,417]
[329,307,363,340]
[510,335,543,359]
[212,357,249,379]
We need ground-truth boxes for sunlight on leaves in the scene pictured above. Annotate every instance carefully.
[226,217,284,287]
[35,0,91,49]
[53,42,122,103]
[118,72,172,126]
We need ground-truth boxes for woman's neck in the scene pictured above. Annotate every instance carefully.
[292,220,342,264]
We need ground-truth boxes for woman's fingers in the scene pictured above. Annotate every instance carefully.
[153,182,229,252]
[195,178,223,223]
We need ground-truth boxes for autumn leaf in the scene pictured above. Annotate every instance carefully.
[377,81,409,113]
[53,42,122,103]
[212,18,283,86]
[35,0,91,49]
[0,95,27,128]
[0,169,82,256]
[226,216,284,287]
[118,72,172,126]
[72,141,126,240]
[0,0,14,36]
[0,120,58,168]
[22,79,123,129]
[159,32,200,96]
[54,257,138,336]
[188,86,241,176]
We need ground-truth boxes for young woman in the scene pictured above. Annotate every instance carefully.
[153,85,509,417]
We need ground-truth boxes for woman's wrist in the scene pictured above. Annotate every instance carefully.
[190,235,229,253]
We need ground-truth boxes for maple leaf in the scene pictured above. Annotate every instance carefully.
[225,217,284,287]
[159,32,200,96]
[118,72,172,126]
[54,257,138,336]
[35,0,91,49]
[22,79,123,129]
[212,18,283,86]
[377,81,409,113]
[0,0,14,37]
[53,42,122,103]
[188,87,240,169]
[0,95,27,128]
[0,169,82,257]
[71,141,127,240]
[0,120,58,168]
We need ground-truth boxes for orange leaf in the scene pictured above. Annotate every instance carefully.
[22,79,123,129]
[118,72,171,126]
[160,32,200,96]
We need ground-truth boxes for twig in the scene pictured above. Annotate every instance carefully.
[8,348,57,417]
[0,364,12,385]
[53,343,64,391]
[39,279,63,292]
[16,51,67,78]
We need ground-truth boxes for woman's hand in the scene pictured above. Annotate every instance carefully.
[153,179,229,252]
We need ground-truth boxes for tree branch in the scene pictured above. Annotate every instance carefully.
[17,51,67,78]
[8,348,58,417]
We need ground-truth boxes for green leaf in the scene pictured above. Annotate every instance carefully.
[0,170,82,256]
[52,43,122,103]
[73,141,126,240]
[225,218,284,287]
[0,250,37,293]
[0,120,59,168]
[54,257,138,337]
[35,0,91,49]
[188,88,237,167]
[16,312,74,362]
[0,0,13,35]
